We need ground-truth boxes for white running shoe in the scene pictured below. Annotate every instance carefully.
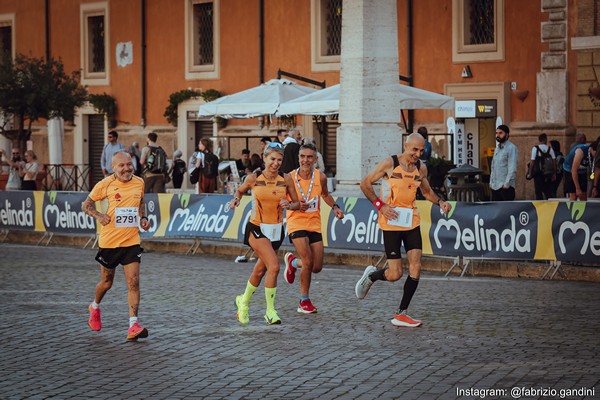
[355,265,376,299]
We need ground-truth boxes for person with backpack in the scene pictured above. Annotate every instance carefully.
[169,149,187,189]
[140,132,168,193]
[550,140,565,198]
[188,138,219,193]
[526,133,556,200]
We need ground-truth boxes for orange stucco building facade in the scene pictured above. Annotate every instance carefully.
[0,0,595,198]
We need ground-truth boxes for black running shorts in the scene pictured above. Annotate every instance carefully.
[95,244,143,269]
[288,230,323,244]
[382,227,422,260]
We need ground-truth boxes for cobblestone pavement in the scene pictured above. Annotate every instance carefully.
[0,243,598,400]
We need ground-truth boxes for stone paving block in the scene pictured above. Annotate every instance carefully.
[0,244,599,399]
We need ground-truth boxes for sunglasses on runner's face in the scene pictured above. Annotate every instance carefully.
[267,142,283,149]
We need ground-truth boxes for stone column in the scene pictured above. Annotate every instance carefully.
[335,0,403,195]
[537,0,568,124]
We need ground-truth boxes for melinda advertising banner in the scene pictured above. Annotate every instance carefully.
[0,191,598,264]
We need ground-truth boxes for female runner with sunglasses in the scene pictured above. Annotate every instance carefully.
[229,142,308,325]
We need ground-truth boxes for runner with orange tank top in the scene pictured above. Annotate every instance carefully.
[355,133,452,328]
[229,142,306,325]
[283,143,344,313]
[82,150,151,341]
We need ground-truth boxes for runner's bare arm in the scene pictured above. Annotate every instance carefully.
[320,172,344,219]
[229,173,257,209]
[283,173,306,211]
[360,156,398,220]
[139,197,150,231]
[82,196,111,226]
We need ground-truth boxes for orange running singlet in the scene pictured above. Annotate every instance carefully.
[88,175,145,248]
[378,158,422,231]
[249,173,287,226]
[286,169,323,234]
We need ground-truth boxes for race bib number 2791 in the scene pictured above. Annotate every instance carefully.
[114,207,139,228]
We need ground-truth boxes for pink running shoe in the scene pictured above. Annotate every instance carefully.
[284,252,297,284]
[127,322,149,341]
[88,304,102,331]
[297,299,318,314]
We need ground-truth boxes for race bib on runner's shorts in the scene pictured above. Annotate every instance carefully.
[260,223,283,242]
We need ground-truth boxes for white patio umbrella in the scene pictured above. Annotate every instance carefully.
[276,83,455,116]
[198,78,318,119]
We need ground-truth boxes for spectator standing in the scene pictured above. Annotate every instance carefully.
[527,133,556,200]
[235,149,252,177]
[275,129,288,144]
[564,138,598,201]
[592,139,600,198]
[250,153,263,173]
[100,131,125,177]
[20,150,40,191]
[127,145,142,176]
[131,141,142,159]
[2,148,24,190]
[550,140,564,198]
[140,132,167,193]
[188,138,218,193]
[170,149,187,189]
[417,126,432,167]
[489,125,518,201]
[281,128,301,173]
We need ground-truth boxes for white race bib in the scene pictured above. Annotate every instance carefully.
[260,223,283,242]
[114,207,139,228]
[305,197,319,213]
[387,207,414,228]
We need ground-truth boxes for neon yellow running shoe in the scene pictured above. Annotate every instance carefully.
[235,295,249,324]
[264,308,281,325]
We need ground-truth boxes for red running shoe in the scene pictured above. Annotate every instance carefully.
[297,299,318,314]
[88,304,102,331]
[127,322,149,341]
[284,252,297,284]
[390,311,423,328]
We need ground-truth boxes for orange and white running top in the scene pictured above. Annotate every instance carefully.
[378,156,422,231]
[286,168,323,234]
[249,172,287,226]
[88,175,145,248]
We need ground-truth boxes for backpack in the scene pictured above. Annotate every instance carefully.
[534,145,555,178]
[555,153,564,176]
[146,146,168,174]
[173,159,186,178]
[202,152,219,178]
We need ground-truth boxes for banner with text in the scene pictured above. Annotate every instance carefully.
[0,191,598,264]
